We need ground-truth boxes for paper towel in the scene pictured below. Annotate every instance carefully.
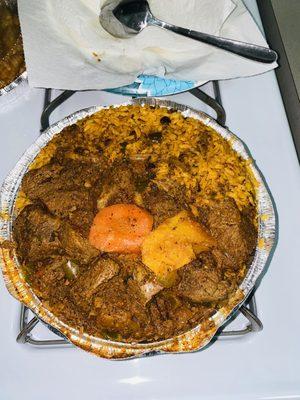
[18,0,277,90]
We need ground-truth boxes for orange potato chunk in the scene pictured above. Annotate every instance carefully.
[142,211,215,283]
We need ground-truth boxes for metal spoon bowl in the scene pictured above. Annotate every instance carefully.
[100,0,277,63]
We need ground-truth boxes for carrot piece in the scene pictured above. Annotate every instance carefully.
[89,204,153,254]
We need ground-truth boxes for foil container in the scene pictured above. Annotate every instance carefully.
[0,98,277,359]
[0,0,27,99]
[0,71,27,97]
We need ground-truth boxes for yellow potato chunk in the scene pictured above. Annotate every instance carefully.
[142,211,215,284]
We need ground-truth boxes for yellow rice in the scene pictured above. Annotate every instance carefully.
[29,104,257,212]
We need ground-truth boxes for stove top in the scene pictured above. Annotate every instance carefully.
[0,1,300,399]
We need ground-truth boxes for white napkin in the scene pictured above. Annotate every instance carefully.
[18,0,277,90]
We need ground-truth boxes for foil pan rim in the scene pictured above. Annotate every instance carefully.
[0,71,27,97]
[0,98,277,359]
[0,0,26,97]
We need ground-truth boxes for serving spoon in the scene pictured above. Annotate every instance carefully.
[100,0,277,63]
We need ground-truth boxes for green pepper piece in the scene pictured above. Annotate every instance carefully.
[63,260,79,280]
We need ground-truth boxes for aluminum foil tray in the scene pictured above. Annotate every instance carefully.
[0,98,277,359]
[0,0,27,101]
[0,71,27,97]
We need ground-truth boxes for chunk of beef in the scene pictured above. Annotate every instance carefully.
[97,161,136,207]
[176,260,233,303]
[14,204,62,263]
[143,188,183,226]
[29,256,66,299]
[14,204,98,264]
[71,257,120,303]
[22,161,102,203]
[57,160,103,193]
[59,223,99,265]
[115,255,163,304]
[93,276,150,339]
[147,300,175,339]
[21,163,63,200]
[146,292,215,341]
[41,190,95,236]
[21,161,102,234]
[202,199,257,270]
[97,160,156,209]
